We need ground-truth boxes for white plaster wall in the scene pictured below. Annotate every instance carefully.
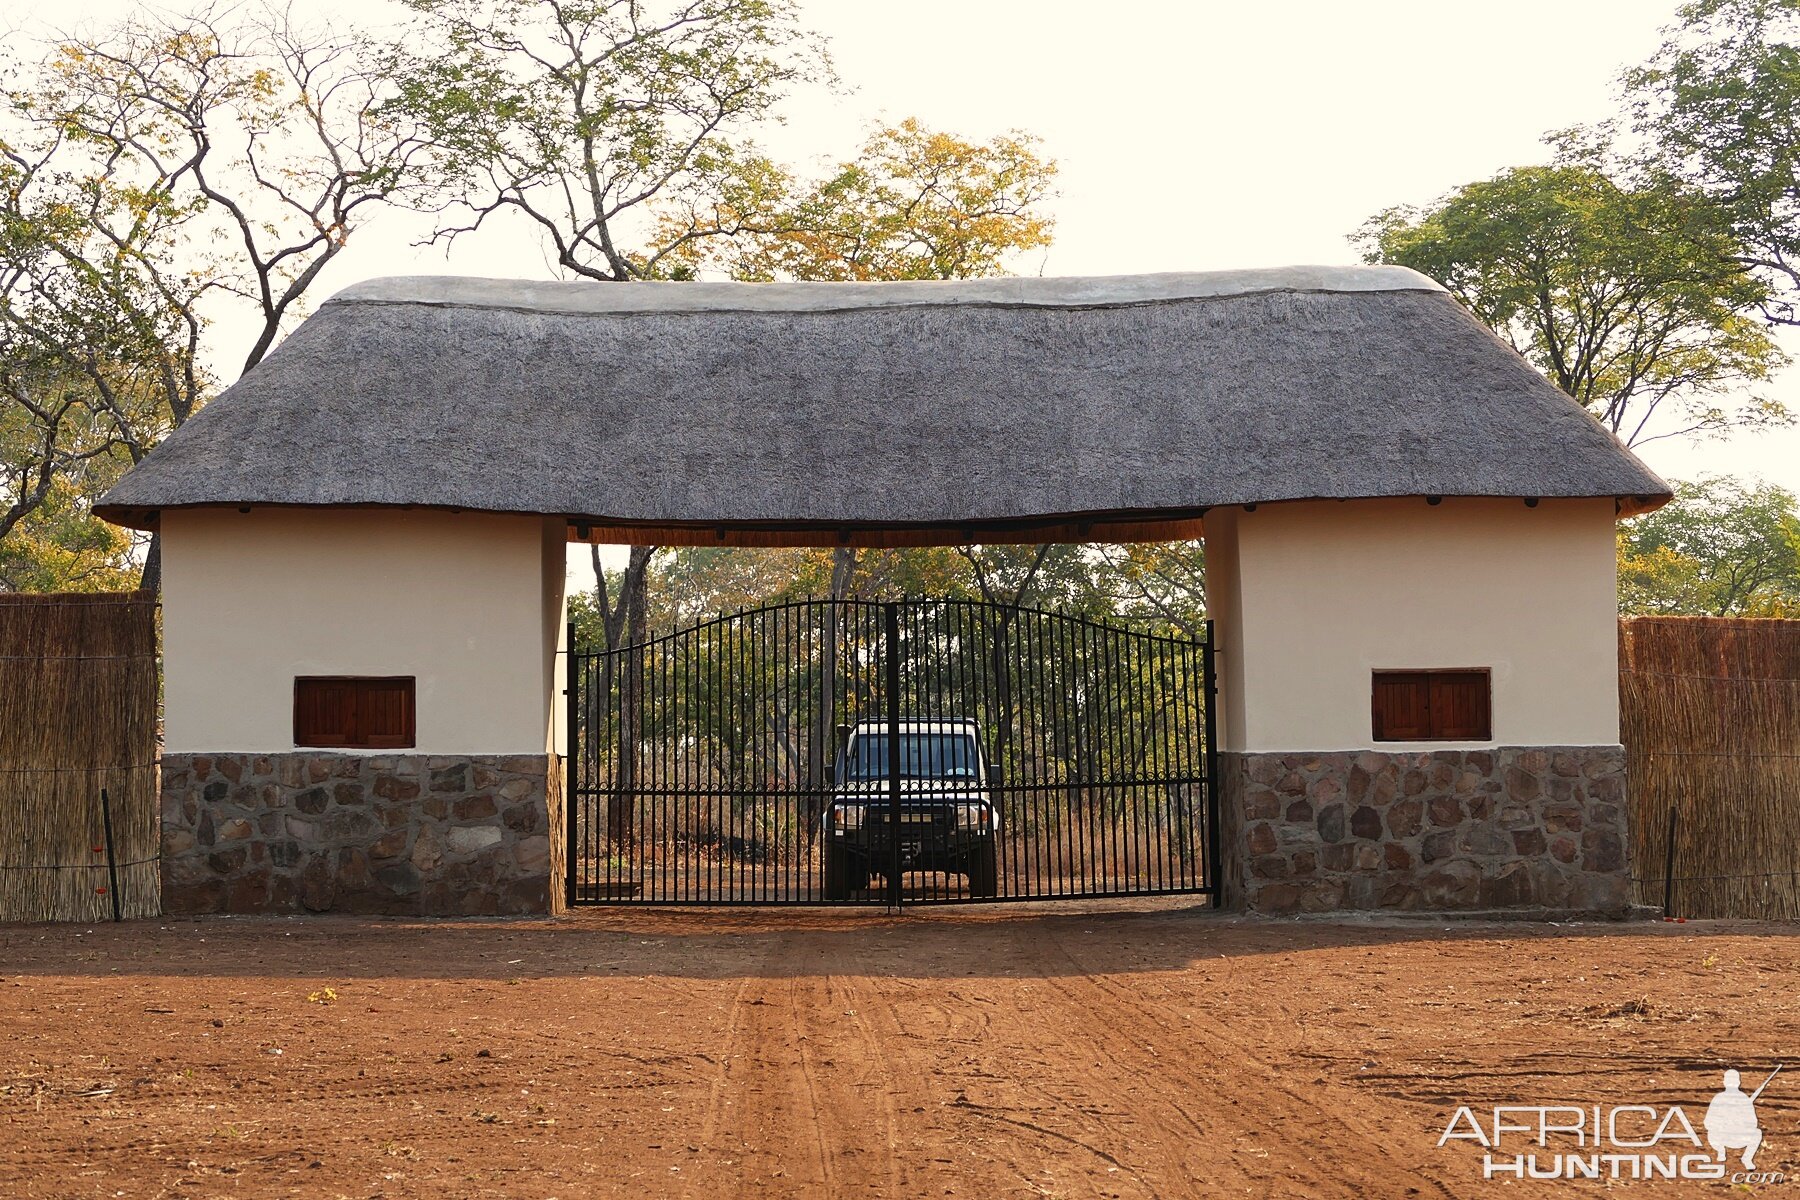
[162,508,567,754]
[1206,498,1619,752]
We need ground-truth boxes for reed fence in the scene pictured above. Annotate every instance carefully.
[0,594,159,922]
[1621,616,1800,919]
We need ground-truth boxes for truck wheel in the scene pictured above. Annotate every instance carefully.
[823,845,852,901]
[967,843,999,898]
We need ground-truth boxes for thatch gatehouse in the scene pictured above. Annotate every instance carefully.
[99,265,1670,916]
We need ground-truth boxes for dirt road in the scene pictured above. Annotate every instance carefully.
[3,904,1796,1197]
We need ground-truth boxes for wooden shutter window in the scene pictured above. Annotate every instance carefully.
[294,677,416,749]
[1371,670,1490,742]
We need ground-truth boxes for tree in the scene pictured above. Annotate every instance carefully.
[1356,161,1787,445]
[1091,541,1207,638]
[389,0,829,281]
[392,0,832,655]
[665,118,1057,281]
[1626,0,1800,326]
[0,474,137,593]
[0,5,427,589]
[1618,476,1800,615]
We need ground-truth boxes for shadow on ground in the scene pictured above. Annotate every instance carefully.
[4,900,1790,982]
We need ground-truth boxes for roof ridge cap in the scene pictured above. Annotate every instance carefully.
[325,266,1446,316]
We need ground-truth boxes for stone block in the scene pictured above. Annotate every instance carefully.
[1426,796,1464,827]
[299,854,335,912]
[1458,824,1512,858]
[1386,798,1423,839]
[163,878,228,915]
[1504,766,1542,803]
[455,794,498,821]
[1349,806,1382,840]
[1479,862,1535,908]
[375,862,420,897]
[447,825,504,855]
[371,828,409,861]
[412,827,443,872]
[1581,827,1625,874]
[430,763,470,793]
[206,848,247,875]
[1243,788,1280,821]
[227,871,271,910]
[372,774,421,802]
[1297,878,1347,913]
[1250,854,1289,880]
[1316,803,1346,843]
[1420,830,1459,864]
[514,835,551,873]
[1247,822,1277,855]
[1251,882,1302,914]
[1511,828,1547,857]
[324,809,379,841]
[1419,860,1481,907]
[503,802,547,834]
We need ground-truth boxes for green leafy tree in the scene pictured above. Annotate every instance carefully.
[1091,542,1207,637]
[0,6,428,590]
[1357,161,1787,444]
[389,0,829,281]
[1618,476,1800,615]
[1626,0,1800,326]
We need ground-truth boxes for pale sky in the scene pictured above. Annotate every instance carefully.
[13,0,1800,587]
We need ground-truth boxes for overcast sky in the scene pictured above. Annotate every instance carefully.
[16,0,1800,581]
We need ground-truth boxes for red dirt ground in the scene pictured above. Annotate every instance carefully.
[3,903,1797,1198]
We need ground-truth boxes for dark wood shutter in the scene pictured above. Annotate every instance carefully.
[1372,670,1490,741]
[295,677,415,749]
[1371,673,1432,740]
[1428,671,1490,740]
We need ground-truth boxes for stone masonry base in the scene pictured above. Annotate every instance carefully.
[161,753,565,916]
[1220,746,1628,916]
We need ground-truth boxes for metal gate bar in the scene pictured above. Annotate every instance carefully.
[566,598,1215,906]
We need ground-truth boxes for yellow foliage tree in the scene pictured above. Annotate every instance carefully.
[662,118,1058,283]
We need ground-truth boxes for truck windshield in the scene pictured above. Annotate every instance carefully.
[843,731,980,781]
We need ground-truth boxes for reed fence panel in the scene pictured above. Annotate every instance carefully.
[0,594,159,922]
[1621,616,1800,919]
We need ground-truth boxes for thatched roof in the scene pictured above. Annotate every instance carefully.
[97,266,1670,545]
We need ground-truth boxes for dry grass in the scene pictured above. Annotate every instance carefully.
[0,594,159,922]
[1620,616,1800,918]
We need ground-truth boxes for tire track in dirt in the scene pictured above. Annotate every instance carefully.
[676,929,911,1197]
[1038,919,1461,1198]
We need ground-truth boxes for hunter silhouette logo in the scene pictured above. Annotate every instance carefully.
[1438,1063,1787,1182]
[1705,1065,1779,1170]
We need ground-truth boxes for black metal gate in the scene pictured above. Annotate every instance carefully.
[565,600,1217,906]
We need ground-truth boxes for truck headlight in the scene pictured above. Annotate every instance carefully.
[954,804,991,830]
[834,804,865,832]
